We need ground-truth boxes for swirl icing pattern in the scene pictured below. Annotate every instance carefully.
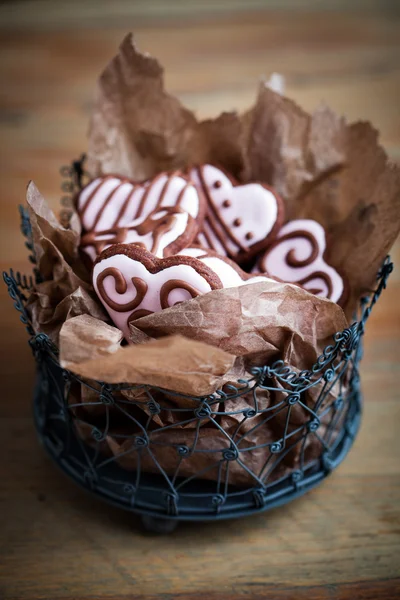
[77,171,205,234]
[80,207,197,261]
[93,245,223,340]
[253,219,345,304]
[189,164,284,262]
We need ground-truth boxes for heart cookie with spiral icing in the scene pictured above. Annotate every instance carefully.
[93,245,222,340]
[189,164,284,262]
[80,206,197,262]
[253,219,346,305]
[77,171,205,234]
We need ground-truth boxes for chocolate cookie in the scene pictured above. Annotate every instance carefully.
[253,219,347,305]
[93,245,222,340]
[77,170,205,233]
[189,164,284,263]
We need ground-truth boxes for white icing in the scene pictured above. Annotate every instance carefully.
[177,247,205,258]
[200,256,266,287]
[166,288,195,306]
[254,219,344,302]
[78,178,123,230]
[197,232,209,249]
[97,182,141,231]
[191,164,279,257]
[93,254,213,340]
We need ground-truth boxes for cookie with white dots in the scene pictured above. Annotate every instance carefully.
[189,164,284,263]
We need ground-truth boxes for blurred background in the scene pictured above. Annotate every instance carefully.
[0,2,399,598]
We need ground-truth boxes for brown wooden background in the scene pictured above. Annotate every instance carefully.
[0,1,399,599]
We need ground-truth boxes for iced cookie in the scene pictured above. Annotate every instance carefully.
[77,171,205,233]
[80,207,197,262]
[93,245,222,340]
[178,246,274,288]
[253,219,346,304]
[189,164,284,262]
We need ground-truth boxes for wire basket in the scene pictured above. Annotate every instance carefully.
[3,161,394,532]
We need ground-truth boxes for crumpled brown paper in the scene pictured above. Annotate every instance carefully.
[87,33,246,182]
[60,314,123,364]
[129,280,347,371]
[25,182,107,344]
[245,84,400,318]
[24,32,399,488]
[60,315,235,397]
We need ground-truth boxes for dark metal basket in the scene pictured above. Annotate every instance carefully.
[3,161,393,533]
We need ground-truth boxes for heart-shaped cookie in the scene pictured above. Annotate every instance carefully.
[178,246,274,288]
[77,171,205,233]
[253,219,346,304]
[93,245,222,340]
[80,207,197,262]
[189,164,284,262]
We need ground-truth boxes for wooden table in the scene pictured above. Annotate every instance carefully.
[0,3,399,599]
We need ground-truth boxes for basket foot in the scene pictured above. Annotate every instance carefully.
[141,515,178,534]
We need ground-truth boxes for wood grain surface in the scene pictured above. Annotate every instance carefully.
[0,2,399,599]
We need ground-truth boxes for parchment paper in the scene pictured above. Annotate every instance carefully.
[25,183,107,344]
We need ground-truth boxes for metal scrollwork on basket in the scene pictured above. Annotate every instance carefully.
[3,270,34,336]
[59,153,89,228]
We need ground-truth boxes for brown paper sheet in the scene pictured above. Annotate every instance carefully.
[245,83,400,317]
[59,321,235,396]
[129,280,347,372]
[25,183,107,343]
[27,181,84,281]
[87,33,246,182]
[60,314,123,365]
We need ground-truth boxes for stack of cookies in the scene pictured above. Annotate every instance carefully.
[77,164,346,340]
